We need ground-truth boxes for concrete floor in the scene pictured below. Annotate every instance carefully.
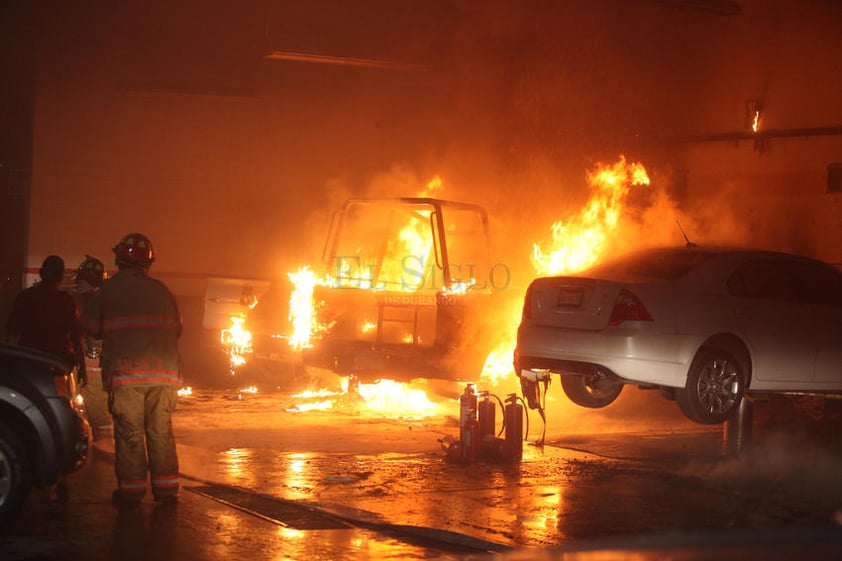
[4,384,842,560]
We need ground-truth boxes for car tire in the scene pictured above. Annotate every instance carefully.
[561,372,623,408]
[0,422,32,526]
[676,347,744,424]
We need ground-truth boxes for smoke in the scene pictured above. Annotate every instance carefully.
[678,428,842,521]
[611,173,751,254]
[268,167,428,279]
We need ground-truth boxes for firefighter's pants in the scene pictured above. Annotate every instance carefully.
[79,358,111,433]
[109,384,180,499]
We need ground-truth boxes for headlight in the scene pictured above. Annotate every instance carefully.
[53,373,85,416]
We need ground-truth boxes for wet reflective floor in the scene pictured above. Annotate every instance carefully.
[4,385,842,560]
[172,386,842,549]
[2,446,470,561]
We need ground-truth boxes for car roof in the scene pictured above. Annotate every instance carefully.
[0,342,71,372]
[580,245,839,285]
[613,245,832,265]
[631,244,815,258]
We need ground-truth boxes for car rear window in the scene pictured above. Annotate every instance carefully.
[586,248,715,281]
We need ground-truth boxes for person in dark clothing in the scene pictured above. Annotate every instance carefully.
[81,234,182,508]
[6,255,87,386]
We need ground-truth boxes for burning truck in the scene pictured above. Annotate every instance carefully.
[207,196,514,390]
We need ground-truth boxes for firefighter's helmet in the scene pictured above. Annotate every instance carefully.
[76,255,106,287]
[113,233,155,268]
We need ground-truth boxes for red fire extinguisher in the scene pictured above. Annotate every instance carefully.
[478,392,496,442]
[504,393,524,461]
[459,383,478,461]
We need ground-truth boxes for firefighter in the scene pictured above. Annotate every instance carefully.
[74,255,112,439]
[81,233,183,507]
[6,255,87,386]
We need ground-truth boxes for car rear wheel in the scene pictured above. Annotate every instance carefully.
[676,348,744,424]
[561,371,623,408]
[0,423,32,526]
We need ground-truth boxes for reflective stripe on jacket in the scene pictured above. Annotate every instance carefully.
[81,268,182,388]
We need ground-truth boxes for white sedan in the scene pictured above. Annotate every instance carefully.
[514,246,842,424]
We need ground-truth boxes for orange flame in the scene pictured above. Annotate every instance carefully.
[531,156,649,276]
[421,175,443,197]
[287,380,442,417]
[480,343,517,388]
[379,214,435,291]
[355,379,441,417]
[286,389,340,412]
[287,267,332,349]
[220,316,253,370]
[177,386,193,397]
[482,156,650,388]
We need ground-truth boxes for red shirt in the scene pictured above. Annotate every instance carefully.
[6,281,83,364]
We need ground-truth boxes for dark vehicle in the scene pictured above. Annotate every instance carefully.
[0,343,91,525]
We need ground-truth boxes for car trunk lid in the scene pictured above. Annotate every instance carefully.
[525,276,621,330]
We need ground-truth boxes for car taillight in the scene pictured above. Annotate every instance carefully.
[608,289,653,326]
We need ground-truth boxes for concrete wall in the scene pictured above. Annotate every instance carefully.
[28,6,449,289]
[675,0,842,264]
